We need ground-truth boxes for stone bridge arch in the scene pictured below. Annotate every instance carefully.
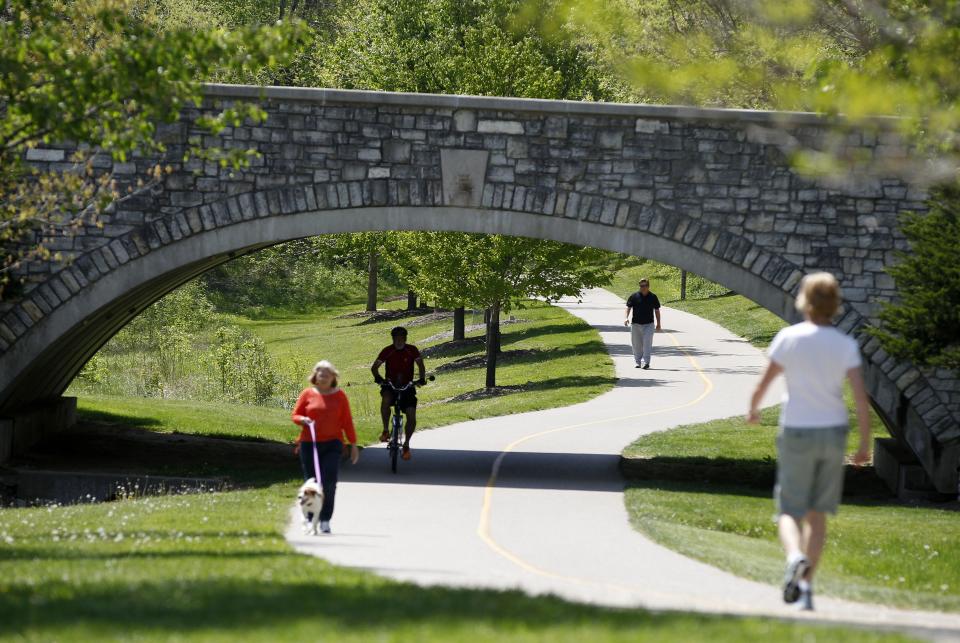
[1,85,956,492]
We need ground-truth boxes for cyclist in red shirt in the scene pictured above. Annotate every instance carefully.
[371,326,426,460]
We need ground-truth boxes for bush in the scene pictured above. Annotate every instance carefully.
[203,237,370,315]
[211,326,280,406]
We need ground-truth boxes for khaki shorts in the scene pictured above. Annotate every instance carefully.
[775,426,848,518]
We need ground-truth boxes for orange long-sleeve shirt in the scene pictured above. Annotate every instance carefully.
[291,387,357,445]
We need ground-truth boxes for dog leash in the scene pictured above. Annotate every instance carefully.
[305,419,323,486]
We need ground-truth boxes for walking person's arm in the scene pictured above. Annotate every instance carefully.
[291,390,311,427]
[847,367,872,466]
[654,308,661,331]
[340,394,360,465]
[624,306,631,326]
[748,361,783,423]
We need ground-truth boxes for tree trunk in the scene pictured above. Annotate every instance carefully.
[485,301,500,389]
[365,251,379,312]
[680,270,687,301]
[453,306,465,341]
[406,290,417,310]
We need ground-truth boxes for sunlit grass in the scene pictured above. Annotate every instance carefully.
[622,409,960,612]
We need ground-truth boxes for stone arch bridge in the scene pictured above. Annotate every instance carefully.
[1,84,957,492]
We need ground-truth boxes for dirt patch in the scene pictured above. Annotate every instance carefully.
[421,317,527,343]
[443,383,536,403]
[335,310,379,320]
[357,308,451,325]
[421,323,486,344]
[335,308,428,323]
[420,337,486,358]
[433,348,542,374]
[405,311,454,327]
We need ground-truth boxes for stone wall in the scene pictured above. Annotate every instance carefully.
[0,84,956,491]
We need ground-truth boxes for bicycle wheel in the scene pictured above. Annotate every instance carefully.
[390,413,402,474]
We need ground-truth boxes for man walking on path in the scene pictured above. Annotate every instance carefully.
[624,278,661,369]
[748,272,871,612]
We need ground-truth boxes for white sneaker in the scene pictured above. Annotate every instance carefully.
[320,520,331,534]
[783,555,810,604]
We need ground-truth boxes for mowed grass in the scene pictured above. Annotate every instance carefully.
[77,299,615,447]
[622,407,960,612]
[609,260,787,347]
[0,474,913,642]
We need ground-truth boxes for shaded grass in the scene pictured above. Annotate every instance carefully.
[622,408,960,612]
[0,474,913,642]
[76,397,292,443]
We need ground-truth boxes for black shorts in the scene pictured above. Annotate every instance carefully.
[382,384,418,410]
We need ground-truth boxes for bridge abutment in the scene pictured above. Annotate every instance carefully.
[0,397,76,465]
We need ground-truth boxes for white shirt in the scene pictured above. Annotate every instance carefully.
[767,321,862,428]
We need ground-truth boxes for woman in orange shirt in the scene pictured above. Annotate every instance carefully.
[291,360,359,534]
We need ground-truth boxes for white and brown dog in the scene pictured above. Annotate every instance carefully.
[297,478,324,535]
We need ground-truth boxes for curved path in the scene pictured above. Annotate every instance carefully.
[287,289,960,639]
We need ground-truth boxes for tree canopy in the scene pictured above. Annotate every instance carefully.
[0,0,306,297]
[561,0,960,182]
[310,0,619,100]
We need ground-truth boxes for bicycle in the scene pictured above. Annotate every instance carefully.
[383,376,433,473]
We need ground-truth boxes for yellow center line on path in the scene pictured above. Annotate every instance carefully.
[476,331,715,595]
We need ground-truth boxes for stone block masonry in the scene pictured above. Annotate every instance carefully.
[1,83,957,493]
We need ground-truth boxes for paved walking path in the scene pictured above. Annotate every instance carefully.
[287,288,960,640]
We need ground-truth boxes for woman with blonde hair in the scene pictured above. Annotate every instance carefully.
[291,360,359,534]
[748,272,871,611]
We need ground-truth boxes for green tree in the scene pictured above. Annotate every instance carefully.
[324,233,391,311]
[869,188,960,370]
[310,0,617,99]
[391,232,615,387]
[0,0,307,298]
[212,325,279,405]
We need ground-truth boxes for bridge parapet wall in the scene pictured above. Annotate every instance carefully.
[1,84,956,491]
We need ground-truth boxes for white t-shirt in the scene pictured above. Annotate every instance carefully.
[767,321,862,428]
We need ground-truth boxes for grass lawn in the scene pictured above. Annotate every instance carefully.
[0,456,913,642]
[74,298,615,448]
[622,407,960,613]
[609,259,787,347]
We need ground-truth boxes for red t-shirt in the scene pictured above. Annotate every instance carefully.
[377,344,421,386]
[291,388,357,444]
